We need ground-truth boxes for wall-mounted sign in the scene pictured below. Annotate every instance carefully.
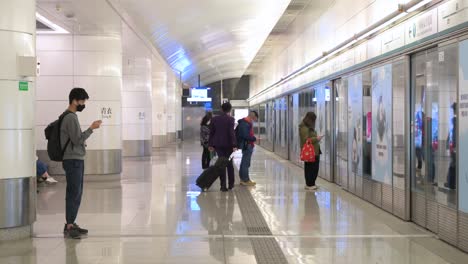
[19,81,28,91]
[405,9,438,44]
[101,107,112,119]
[438,0,467,32]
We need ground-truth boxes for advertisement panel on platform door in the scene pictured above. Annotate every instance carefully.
[371,64,393,185]
[459,40,468,213]
[348,74,363,178]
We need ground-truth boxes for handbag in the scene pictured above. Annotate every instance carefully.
[300,138,316,162]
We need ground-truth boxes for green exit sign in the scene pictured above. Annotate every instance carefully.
[19,81,29,91]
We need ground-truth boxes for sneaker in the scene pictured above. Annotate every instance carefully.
[311,185,319,190]
[64,226,81,239]
[220,187,228,192]
[73,223,88,235]
[304,186,314,191]
[37,177,46,184]
[63,223,88,235]
[240,180,256,186]
[45,177,58,184]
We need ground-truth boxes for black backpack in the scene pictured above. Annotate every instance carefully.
[45,112,71,162]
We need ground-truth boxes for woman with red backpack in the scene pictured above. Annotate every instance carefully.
[299,112,323,190]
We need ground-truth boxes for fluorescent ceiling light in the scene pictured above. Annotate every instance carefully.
[407,0,432,13]
[36,12,69,34]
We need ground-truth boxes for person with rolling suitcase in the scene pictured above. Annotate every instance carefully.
[208,102,238,192]
[196,155,233,192]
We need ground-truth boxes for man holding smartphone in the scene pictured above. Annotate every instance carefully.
[61,88,102,239]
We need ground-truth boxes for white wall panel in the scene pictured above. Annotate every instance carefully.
[151,64,168,137]
[74,76,122,101]
[36,35,73,51]
[74,35,122,52]
[0,130,35,179]
[1,0,35,183]
[36,76,73,101]
[85,126,122,150]
[0,80,34,129]
[74,52,122,76]
[122,92,152,108]
[0,0,35,34]
[0,32,35,79]
[122,108,152,125]
[122,23,153,144]
[37,51,73,76]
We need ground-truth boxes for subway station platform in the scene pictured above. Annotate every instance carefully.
[1,142,467,264]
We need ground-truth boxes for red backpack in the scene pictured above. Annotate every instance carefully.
[300,138,316,162]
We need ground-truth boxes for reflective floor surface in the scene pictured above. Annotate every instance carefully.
[1,141,468,263]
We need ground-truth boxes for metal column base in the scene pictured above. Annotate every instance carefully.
[0,225,32,241]
[0,177,35,237]
[167,132,176,143]
[123,140,152,157]
[152,135,167,148]
[37,149,122,175]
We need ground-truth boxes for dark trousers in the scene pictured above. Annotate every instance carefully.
[202,147,211,169]
[304,157,320,187]
[216,147,234,189]
[415,147,423,169]
[446,152,456,189]
[63,160,84,225]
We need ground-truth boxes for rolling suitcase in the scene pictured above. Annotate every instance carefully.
[196,154,234,191]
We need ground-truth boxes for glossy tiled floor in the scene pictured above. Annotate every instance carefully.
[2,141,468,263]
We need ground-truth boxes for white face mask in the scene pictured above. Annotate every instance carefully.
[207,120,211,125]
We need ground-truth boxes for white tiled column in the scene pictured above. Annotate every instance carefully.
[0,0,36,239]
[122,24,152,156]
[151,61,168,148]
[166,75,177,143]
[175,78,183,140]
[36,34,123,175]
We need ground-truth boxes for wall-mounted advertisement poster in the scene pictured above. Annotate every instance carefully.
[348,73,363,178]
[459,40,468,213]
[371,64,393,185]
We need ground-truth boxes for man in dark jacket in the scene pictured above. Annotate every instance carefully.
[237,111,258,186]
[209,102,237,192]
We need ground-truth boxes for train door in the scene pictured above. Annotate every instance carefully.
[334,78,348,188]
[274,96,289,159]
[315,82,333,182]
[410,42,459,244]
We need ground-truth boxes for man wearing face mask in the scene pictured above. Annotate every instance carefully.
[61,88,102,239]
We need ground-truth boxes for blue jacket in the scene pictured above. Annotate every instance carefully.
[236,118,256,150]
